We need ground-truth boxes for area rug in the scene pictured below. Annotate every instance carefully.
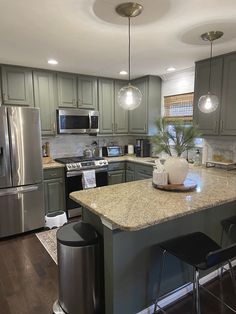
[36,228,58,264]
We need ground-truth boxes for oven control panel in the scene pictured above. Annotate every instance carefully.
[66,159,108,171]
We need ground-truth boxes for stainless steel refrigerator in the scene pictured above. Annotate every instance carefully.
[0,106,44,238]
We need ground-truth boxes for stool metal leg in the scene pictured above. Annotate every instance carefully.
[228,260,236,294]
[153,250,167,314]
[194,268,201,314]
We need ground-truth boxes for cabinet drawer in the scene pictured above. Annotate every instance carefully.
[108,162,125,171]
[126,162,135,171]
[43,168,64,180]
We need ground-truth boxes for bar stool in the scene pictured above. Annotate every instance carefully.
[153,232,236,314]
[221,215,236,247]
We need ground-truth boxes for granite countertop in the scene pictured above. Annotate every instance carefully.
[43,161,65,169]
[105,155,157,166]
[70,167,236,231]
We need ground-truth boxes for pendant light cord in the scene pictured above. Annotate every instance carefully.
[128,17,131,83]
[208,41,213,93]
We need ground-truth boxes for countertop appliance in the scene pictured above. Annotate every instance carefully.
[55,156,108,218]
[102,146,123,157]
[136,139,151,157]
[57,109,99,134]
[0,107,44,238]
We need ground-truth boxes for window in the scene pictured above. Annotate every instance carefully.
[164,92,194,122]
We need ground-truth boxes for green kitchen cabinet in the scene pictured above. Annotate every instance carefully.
[193,57,223,135]
[134,163,153,181]
[108,170,126,185]
[220,53,236,135]
[114,80,129,134]
[1,66,34,106]
[43,168,65,214]
[126,162,135,182]
[129,76,161,135]
[99,78,114,134]
[78,75,98,109]
[108,162,126,185]
[57,73,77,108]
[33,71,57,136]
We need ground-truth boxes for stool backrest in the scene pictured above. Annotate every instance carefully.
[206,243,236,268]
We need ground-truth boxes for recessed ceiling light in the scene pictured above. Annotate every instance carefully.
[48,59,58,65]
[166,67,176,73]
[119,70,128,75]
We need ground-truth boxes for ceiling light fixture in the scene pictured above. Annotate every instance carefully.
[198,31,223,113]
[166,67,176,73]
[116,2,143,110]
[119,70,128,75]
[48,59,58,65]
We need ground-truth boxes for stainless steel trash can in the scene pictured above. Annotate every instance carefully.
[53,221,101,314]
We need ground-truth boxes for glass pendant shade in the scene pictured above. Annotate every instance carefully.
[118,84,142,110]
[198,92,219,113]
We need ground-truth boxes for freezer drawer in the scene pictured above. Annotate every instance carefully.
[0,184,44,238]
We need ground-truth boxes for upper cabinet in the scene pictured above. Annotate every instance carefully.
[1,66,34,106]
[220,54,236,135]
[114,80,128,134]
[193,52,236,136]
[33,71,57,136]
[78,75,98,110]
[193,57,223,135]
[129,76,161,135]
[98,78,129,134]
[99,78,114,134]
[57,73,77,108]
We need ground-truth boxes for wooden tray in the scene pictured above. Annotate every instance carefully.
[152,178,197,192]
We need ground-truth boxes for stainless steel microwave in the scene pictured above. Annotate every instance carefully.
[57,109,99,134]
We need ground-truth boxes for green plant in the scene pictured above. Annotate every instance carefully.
[152,118,201,157]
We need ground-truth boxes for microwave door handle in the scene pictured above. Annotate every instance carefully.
[88,113,92,132]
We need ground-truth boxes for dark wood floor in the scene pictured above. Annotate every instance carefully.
[0,232,235,314]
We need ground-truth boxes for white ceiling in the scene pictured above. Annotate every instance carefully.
[0,0,236,79]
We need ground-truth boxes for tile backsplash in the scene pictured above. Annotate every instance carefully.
[202,137,236,163]
[42,135,138,158]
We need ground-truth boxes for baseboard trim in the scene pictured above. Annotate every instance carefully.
[137,259,236,314]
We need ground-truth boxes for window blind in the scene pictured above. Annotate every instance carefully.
[164,92,194,122]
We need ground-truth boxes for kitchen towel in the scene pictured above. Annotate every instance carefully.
[82,170,96,189]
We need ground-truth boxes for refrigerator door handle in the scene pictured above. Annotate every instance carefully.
[0,186,38,197]
[0,147,3,155]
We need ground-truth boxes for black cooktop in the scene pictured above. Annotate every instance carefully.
[55,156,103,164]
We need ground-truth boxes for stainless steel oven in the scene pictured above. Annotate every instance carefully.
[55,157,108,218]
[57,109,99,134]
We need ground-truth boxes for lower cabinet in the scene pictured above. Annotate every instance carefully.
[108,162,126,185]
[43,168,66,214]
[134,164,153,181]
[126,170,135,182]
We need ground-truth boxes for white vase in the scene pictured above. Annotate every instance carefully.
[164,157,189,184]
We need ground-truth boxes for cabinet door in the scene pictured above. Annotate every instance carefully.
[108,170,125,185]
[99,78,114,134]
[78,76,97,109]
[220,54,236,135]
[129,77,148,134]
[33,71,56,136]
[193,58,223,135]
[114,80,128,134]
[44,178,65,214]
[1,66,34,106]
[134,164,153,181]
[57,73,77,108]
[126,170,134,182]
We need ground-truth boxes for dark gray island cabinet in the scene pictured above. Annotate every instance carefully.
[70,168,236,314]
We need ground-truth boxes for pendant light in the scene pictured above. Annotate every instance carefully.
[116,2,143,110]
[198,31,223,113]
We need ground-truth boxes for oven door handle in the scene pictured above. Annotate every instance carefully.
[66,167,108,177]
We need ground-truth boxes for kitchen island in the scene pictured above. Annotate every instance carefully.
[70,167,236,314]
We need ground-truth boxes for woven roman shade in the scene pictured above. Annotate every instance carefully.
[164,92,194,122]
